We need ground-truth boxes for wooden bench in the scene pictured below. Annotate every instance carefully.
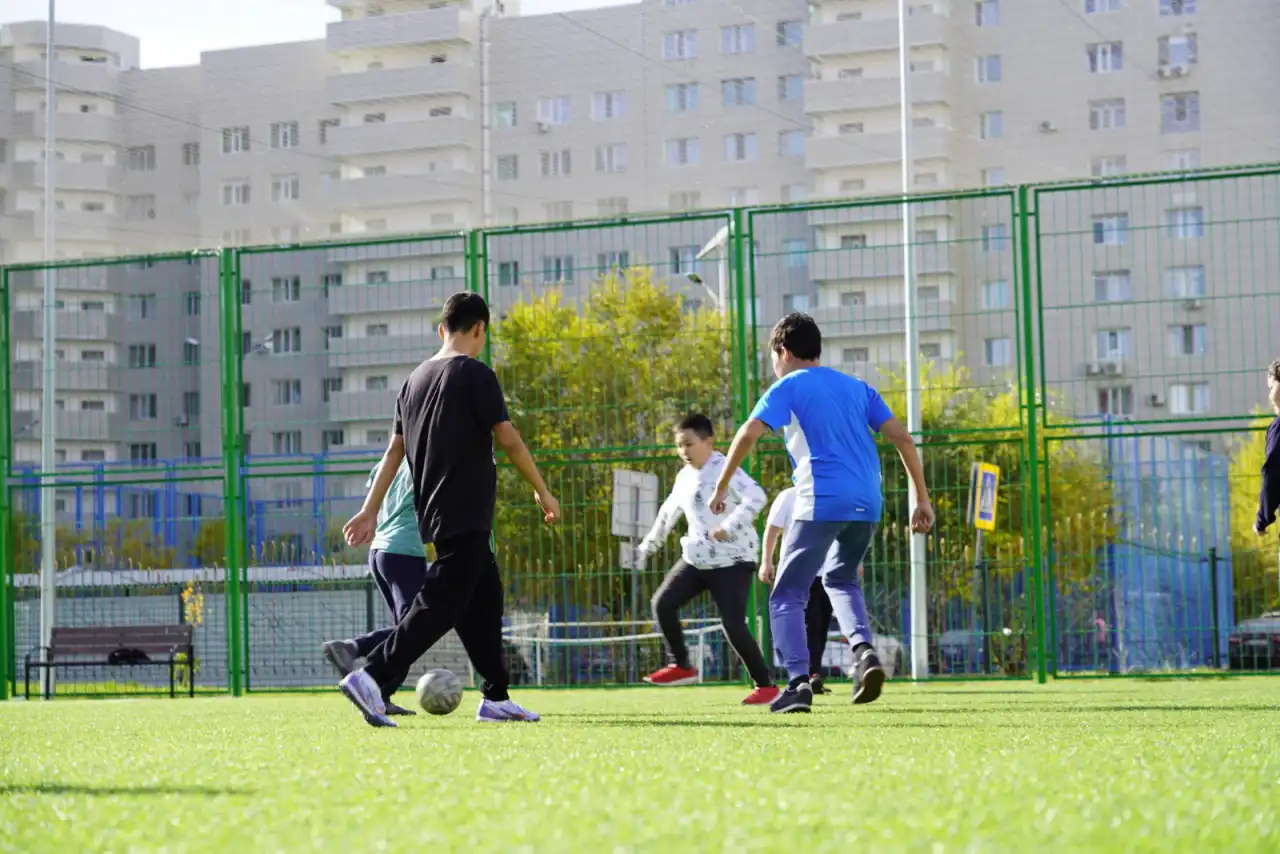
[25,625,195,699]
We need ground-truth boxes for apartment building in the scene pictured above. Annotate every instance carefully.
[1,0,1277,542]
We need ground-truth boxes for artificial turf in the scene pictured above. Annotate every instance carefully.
[1,678,1277,853]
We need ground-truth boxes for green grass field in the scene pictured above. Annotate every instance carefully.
[1,679,1278,853]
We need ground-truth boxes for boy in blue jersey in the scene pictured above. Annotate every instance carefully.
[322,458,426,716]
[711,312,934,713]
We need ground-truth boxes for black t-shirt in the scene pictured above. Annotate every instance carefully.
[393,355,509,544]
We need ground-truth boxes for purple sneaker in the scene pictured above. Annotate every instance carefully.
[476,698,540,723]
[339,670,396,728]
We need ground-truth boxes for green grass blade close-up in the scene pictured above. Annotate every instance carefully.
[2,680,1278,853]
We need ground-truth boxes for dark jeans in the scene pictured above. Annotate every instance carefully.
[364,532,511,703]
[651,559,773,688]
[352,549,427,700]
[806,577,835,676]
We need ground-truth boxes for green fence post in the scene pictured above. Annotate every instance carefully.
[0,266,9,701]
[1017,185,1048,685]
[218,249,244,697]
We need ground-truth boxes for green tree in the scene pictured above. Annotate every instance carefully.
[491,267,733,614]
[1226,417,1279,616]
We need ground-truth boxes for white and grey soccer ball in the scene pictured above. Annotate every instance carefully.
[415,668,463,715]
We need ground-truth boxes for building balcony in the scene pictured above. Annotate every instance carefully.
[327,278,455,316]
[10,110,124,145]
[805,126,949,170]
[325,116,474,156]
[810,299,956,337]
[804,13,949,59]
[327,6,473,52]
[2,268,112,292]
[324,238,465,266]
[327,169,475,209]
[805,71,949,114]
[808,245,954,281]
[0,210,119,244]
[327,390,400,423]
[326,63,471,105]
[12,361,122,392]
[11,309,121,341]
[13,59,122,96]
[7,160,124,193]
[806,197,955,228]
[327,335,432,369]
[11,409,116,442]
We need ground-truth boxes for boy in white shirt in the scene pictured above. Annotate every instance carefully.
[635,413,779,705]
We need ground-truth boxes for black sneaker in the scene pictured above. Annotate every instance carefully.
[810,673,831,695]
[852,646,885,705]
[322,640,359,678]
[770,680,813,714]
[384,701,417,716]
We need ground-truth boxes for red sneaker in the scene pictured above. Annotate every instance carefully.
[742,685,781,705]
[642,664,699,686]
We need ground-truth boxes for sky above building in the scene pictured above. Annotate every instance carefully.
[6,0,633,68]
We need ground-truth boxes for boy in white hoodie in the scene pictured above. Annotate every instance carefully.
[635,413,778,705]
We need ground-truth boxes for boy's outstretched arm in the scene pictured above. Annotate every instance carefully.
[636,491,682,560]
[710,419,768,514]
[879,417,935,533]
[343,434,406,546]
[494,421,560,523]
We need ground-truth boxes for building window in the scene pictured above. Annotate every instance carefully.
[496,155,518,181]
[1168,324,1208,357]
[983,280,1011,310]
[984,337,1013,367]
[497,262,520,286]
[125,294,157,320]
[322,430,345,452]
[841,234,868,250]
[722,77,757,107]
[496,102,517,127]
[272,431,303,455]
[1161,93,1200,133]
[537,96,572,125]
[182,142,200,166]
[1095,328,1132,361]
[975,0,1000,26]
[1090,98,1126,130]
[1097,387,1134,417]
[776,20,802,46]
[721,24,755,55]
[365,323,389,337]
[272,175,300,202]
[1085,0,1121,11]
[129,393,158,421]
[981,224,1009,252]
[544,202,573,221]
[727,187,759,206]
[723,133,758,162]
[1166,148,1200,172]
[270,121,300,149]
[598,197,628,217]
[1169,383,1210,415]
[975,55,1002,83]
[593,91,625,120]
[666,138,701,167]
[129,443,158,462]
[323,377,342,402]
[842,347,870,364]
[1091,155,1127,178]
[1165,265,1205,298]
[539,149,572,178]
[272,379,303,405]
[126,145,155,171]
[595,143,628,173]
[1093,270,1132,302]
[920,343,943,359]
[1158,34,1198,68]
[980,111,1004,139]
[1159,0,1195,16]
[783,293,811,313]
[272,327,302,354]
[778,74,803,102]
[666,83,699,113]
[841,291,866,307]
[319,118,340,144]
[182,391,200,418]
[363,113,386,124]
[222,126,250,154]
[222,181,251,206]
[982,167,1006,186]
[779,130,804,156]
[127,344,156,368]
[664,29,698,60]
[364,376,389,392]
[1168,207,1205,239]
[185,291,201,316]
[1088,42,1124,73]
[542,256,575,283]
[1092,214,1129,245]
[670,246,699,275]
[184,341,200,365]
[670,191,701,210]
[597,251,630,272]
[272,276,302,303]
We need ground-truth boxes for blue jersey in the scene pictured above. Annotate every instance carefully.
[748,366,894,523]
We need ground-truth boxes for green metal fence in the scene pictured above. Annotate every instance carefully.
[3,165,1280,699]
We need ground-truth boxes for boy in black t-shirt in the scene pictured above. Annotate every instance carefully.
[340,292,560,727]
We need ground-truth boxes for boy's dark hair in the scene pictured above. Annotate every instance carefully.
[675,412,715,440]
[1269,359,1280,383]
[769,312,822,361]
[441,292,490,334]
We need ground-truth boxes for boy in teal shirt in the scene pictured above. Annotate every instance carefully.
[323,458,427,715]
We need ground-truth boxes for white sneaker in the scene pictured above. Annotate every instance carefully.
[476,698,541,723]
[339,670,395,728]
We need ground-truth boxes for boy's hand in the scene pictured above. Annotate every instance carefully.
[709,486,728,515]
[343,509,377,547]
[759,562,775,585]
[911,499,936,534]
[536,490,561,523]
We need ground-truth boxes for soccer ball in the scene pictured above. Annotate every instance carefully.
[415,669,463,715]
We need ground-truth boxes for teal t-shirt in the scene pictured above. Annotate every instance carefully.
[368,459,426,558]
